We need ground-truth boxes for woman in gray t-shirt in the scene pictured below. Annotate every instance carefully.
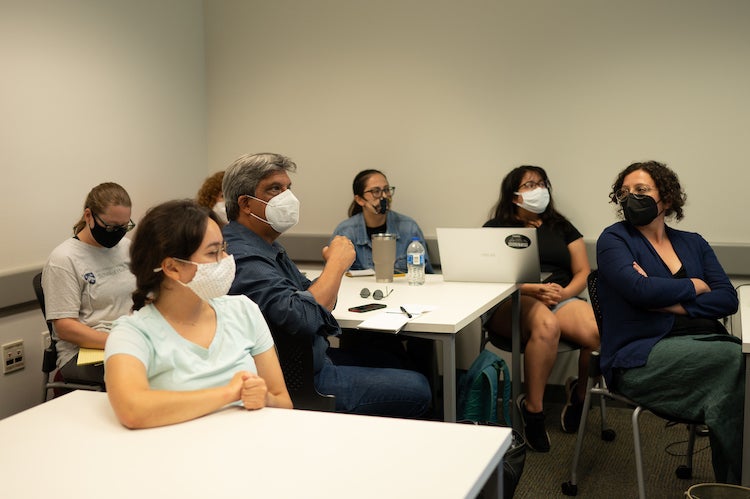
[42,182,136,379]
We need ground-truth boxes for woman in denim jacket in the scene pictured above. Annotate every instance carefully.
[332,169,433,274]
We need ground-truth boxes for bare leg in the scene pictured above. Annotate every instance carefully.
[486,295,560,413]
[555,299,599,399]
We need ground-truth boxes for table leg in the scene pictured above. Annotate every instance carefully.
[401,332,456,422]
[440,335,457,422]
[511,289,522,434]
[480,463,502,499]
[743,352,750,487]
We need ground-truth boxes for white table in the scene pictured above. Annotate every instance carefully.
[737,285,750,487]
[0,391,512,499]
[329,273,519,424]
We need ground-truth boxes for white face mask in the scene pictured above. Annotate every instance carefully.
[212,201,228,224]
[249,189,300,233]
[176,254,236,302]
[514,187,550,214]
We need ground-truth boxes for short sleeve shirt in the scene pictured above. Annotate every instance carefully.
[42,237,135,366]
[105,295,275,391]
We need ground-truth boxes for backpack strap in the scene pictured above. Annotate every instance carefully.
[494,357,511,425]
[478,361,500,422]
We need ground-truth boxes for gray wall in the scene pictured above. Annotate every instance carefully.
[0,0,207,418]
[205,0,750,255]
[0,0,208,281]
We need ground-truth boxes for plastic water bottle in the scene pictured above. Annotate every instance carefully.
[407,237,426,286]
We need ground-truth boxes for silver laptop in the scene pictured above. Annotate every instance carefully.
[436,227,541,283]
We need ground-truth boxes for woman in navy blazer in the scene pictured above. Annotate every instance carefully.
[596,160,742,484]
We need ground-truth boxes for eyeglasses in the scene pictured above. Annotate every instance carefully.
[93,213,136,233]
[517,180,547,191]
[174,241,228,265]
[211,241,229,262]
[153,242,228,272]
[360,287,393,300]
[202,241,228,263]
[615,185,655,203]
[362,186,396,199]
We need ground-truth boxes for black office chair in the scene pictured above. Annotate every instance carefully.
[272,332,335,412]
[33,272,105,402]
[561,270,696,499]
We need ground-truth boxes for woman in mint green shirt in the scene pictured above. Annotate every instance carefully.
[105,200,291,428]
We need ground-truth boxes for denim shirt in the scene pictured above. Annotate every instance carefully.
[223,221,336,373]
[332,211,433,273]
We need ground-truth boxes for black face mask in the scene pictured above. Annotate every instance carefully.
[621,194,659,227]
[377,198,389,214]
[90,220,127,248]
[368,197,390,215]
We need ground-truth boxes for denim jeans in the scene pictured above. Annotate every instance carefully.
[315,353,431,418]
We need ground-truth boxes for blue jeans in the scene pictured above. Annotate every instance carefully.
[315,353,431,418]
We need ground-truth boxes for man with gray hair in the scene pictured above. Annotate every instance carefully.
[222,152,431,417]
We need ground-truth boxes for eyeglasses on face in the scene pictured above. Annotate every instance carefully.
[615,184,655,203]
[360,287,393,300]
[176,241,228,265]
[93,213,136,233]
[362,186,396,199]
[153,242,228,272]
[517,180,547,191]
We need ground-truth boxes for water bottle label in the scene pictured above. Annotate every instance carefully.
[408,254,422,265]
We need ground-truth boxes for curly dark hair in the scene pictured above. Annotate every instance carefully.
[129,199,221,310]
[488,165,568,227]
[196,171,225,209]
[609,160,686,221]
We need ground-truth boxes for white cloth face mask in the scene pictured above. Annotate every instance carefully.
[213,201,228,224]
[176,254,236,301]
[514,187,550,214]
[249,189,300,233]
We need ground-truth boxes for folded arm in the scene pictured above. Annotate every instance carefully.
[105,354,250,429]
[105,349,292,429]
[597,227,737,318]
[631,262,710,315]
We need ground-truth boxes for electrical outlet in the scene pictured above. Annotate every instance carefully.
[41,330,51,349]
[2,340,25,374]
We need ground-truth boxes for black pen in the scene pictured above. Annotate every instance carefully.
[400,306,412,318]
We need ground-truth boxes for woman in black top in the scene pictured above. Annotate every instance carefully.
[483,165,599,452]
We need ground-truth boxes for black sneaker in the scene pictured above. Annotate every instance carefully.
[561,377,584,434]
[517,394,550,452]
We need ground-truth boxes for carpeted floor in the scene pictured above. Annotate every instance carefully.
[513,400,716,499]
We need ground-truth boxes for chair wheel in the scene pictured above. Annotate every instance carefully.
[561,481,578,496]
[601,429,616,441]
[675,465,692,479]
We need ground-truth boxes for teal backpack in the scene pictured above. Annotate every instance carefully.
[457,348,511,424]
